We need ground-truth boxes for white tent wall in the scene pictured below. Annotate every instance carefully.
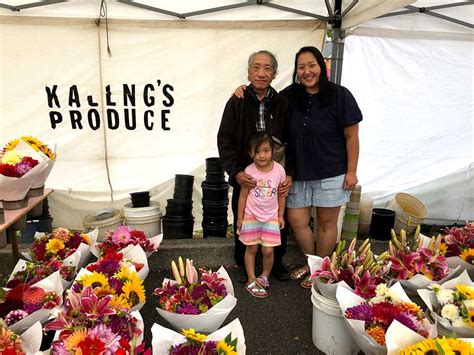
[0,16,325,230]
[341,2,473,224]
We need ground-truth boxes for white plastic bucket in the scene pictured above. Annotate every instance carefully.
[83,209,122,241]
[311,286,359,354]
[124,212,162,238]
[386,193,428,234]
[123,202,161,218]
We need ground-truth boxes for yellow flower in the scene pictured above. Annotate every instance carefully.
[466,308,474,327]
[456,284,474,300]
[400,338,453,355]
[114,266,142,284]
[122,278,146,307]
[3,138,19,152]
[1,150,24,165]
[64,328,87,351]
[439,243,448,255]
[460,248,474,265]
[367,326,386,346]
[45,238,65,254]
[21,136,42,150]
[94,284,115,298]
[0,326,23,351]
[110,293,130,310]
[444,338,474,354]
[80,272,109,289]
[81,233,91,246]
[216,340,237,355]
[181,328,207,342]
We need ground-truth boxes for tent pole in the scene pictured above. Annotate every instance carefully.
[330,29,345,85]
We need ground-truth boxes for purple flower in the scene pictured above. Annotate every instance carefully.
[51,341,68,355]
[68,233,83,249]
[111,226,132,245]
[394,313,418,333]
[96,259,120,276]
[177,303,200,315]
[109,278,124,293]
[191,284,207,300]
[5,309,28,326]
[170,340,218,355]
[109,315,134,342]
[24,303,41,313]
[345,304,373,325]
[89,323,121,354]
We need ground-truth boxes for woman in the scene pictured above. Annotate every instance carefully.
[283,46,362,288]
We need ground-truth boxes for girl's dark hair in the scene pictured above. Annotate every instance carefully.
[248,132,274,154]
[291,46,333,106]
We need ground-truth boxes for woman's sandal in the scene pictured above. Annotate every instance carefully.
[245,280,268,298]
[300,275,313,289]
[290,266,310,280]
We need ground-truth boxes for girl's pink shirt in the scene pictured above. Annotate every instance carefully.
[244,161,286,222]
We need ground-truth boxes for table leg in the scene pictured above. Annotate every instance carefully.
[7,228,19,263]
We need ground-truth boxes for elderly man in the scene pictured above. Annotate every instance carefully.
[218,50,292,282]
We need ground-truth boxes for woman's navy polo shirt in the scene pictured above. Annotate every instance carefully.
[281,83,362,181]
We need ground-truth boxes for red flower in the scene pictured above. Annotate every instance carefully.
[77,336,106,354]
[0,163,19,177]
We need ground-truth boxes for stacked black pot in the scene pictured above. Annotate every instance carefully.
[162,174,194,239]
[201,157,229,238]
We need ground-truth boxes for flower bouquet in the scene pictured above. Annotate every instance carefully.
[154,257,237,333]
[418,269,474,338]
[151,318,245,355]
[23,227,98,268]
[388,227,461,294]
[0,271,63,333]
[3,136,56,194]
[397,336,473,354]
[91,226,162,258]
[336,282,436,355]
[309,238,391,299]
[72,261,146,311]
[0,146,45,207]
[0,320,43,354]
[45,286,145,354]
[438,222,473,278]
[86,244,149,281]
[6,254,79,290]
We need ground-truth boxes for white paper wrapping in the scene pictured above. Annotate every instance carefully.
[156,266,237,333]
[6,271,64,334]
[309,254,353,299]
[0,161,46,202]
[19,321,42,353]
[399,266,462,295]
[152,318,245,355]
[336,282,436,355]
[417,269,474,338]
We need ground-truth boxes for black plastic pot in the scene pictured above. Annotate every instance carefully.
[130,191,150,208]
[205,157,223,173]
[202,203,228,218]
[205,172,226,184]
[201,182,229,201]
[202,216,228,226]
[173,191,193,201]
[162,217,194,239]
[21,217,53,243]
[167,199,193,207]
[370,208,396,240]
[165,205,193,218]
[202,222,228,238]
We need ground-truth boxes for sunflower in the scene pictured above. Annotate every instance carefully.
[456,285,474,300]
[1,150,24,165]
[460,248,474,265]
[21,136,42,151]
[122,278,145,307]
[181,328,207,343]
[94,284,115,298]
[45,238,65,254]
[3,138,19,152]
[79,272,109,289]
[81,233,92,246]
[114,266,142,284]
[444,338,474,354]
[64,328,88,351]
[216,340,237,355]
[465,307,474,327]
[110,293,130,310]
[400,338,450,355]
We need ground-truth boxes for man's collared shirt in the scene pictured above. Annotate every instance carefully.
[248,85,275,132]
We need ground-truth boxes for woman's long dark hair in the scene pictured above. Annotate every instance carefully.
[291,46,333,106]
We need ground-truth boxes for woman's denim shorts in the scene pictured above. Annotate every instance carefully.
[286,174,349,208]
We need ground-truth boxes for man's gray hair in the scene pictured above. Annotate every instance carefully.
[248,50,278,75]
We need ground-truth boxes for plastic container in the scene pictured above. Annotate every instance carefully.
[20,217,53,243]
[124,213,162,238]
[130,191,150,208]
[83,208,122,241]
[201,182,229,201]
[386,193,428,234]
[162,217,194,239]
[369,208,396,240]
[202,222,228,238]
[123,202,160,217]
[205,157,224,173]
[311,286,359,354]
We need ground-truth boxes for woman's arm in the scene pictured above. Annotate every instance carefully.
[343,123,359,190]
[237,187,250,232]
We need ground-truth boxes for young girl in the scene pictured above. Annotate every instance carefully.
[237,132,286,298]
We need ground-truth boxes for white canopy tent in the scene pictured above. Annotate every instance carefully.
[0,0,471,229]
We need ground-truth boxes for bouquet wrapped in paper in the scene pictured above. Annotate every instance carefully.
[154,257,237,333]
[45,285,145,354]
[3,136,56,192]
[23,227,97,268]
[397,336,473,354]
[336,282,436,355]
[0,141,45,205]
[6,253,79,290]
[1,271,63,333]
[309,238,391,299]
[388,227,461,294]
[91,226,162,258]
[0,320,43,354]
[418,269,474,338]
[152,318,245,355]
[86,245,149,281]
[72,260,146,311]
